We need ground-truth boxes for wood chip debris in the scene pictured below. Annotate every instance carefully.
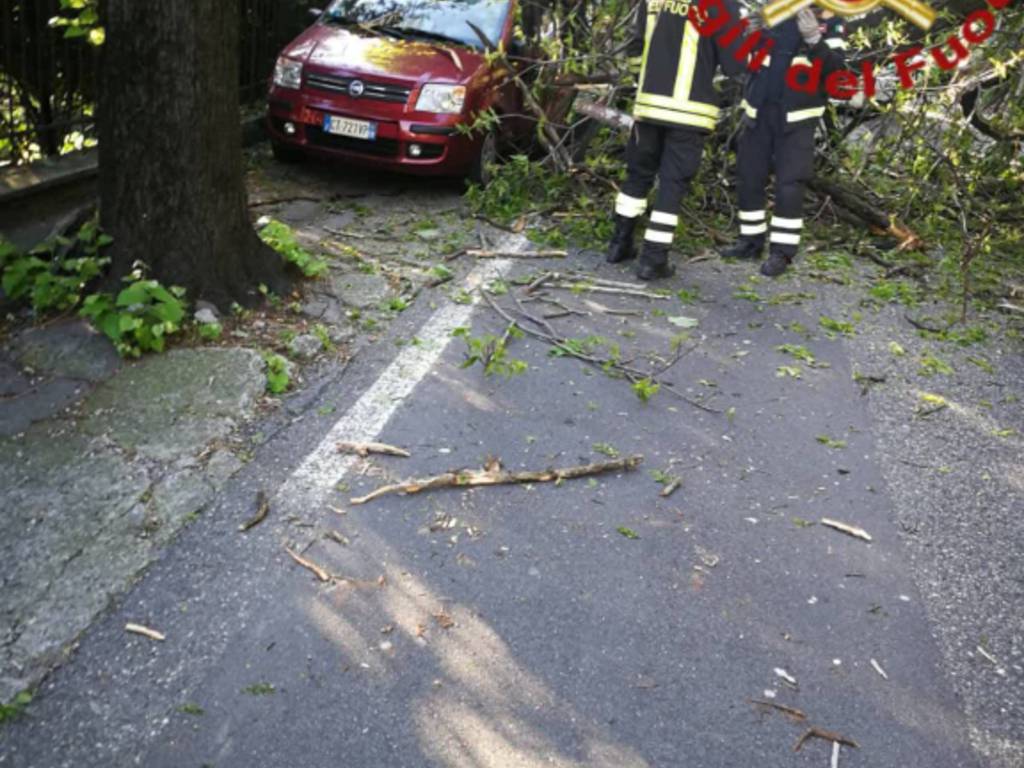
[747,698,807,721]
[350,455,642,505]
[793,726,859,752]
[125,623,165,642]
[238,490,270,532]
[337,441,411,458]
[660,478,682,498]
[870,658,889,680]
[324,530,350,546]
[774,667,798,687]
[820,518,873,542]
[285,546,331,582]
[434,610,455,629]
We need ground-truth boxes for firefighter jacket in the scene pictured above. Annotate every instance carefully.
[627,0,746,131]
[740,15,847,127]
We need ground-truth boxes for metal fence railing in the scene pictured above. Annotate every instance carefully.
[0,0,316,168]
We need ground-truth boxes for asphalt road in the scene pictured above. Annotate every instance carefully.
[3,177,1020,766]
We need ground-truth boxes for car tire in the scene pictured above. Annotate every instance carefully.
[466,131,497,187]
[271,140,303,163]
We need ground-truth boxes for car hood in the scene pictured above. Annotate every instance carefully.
[283,24,485,84]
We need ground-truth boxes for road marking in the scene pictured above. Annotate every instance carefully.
[277,239,523,507]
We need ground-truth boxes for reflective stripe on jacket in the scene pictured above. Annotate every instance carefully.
[629,0,745,131]
[742,15,847,126]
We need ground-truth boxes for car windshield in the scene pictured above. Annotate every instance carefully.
[324,0,509,49]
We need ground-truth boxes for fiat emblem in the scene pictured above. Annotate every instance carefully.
[349,80,365,97]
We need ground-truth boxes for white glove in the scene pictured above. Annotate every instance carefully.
[796,7,821,46]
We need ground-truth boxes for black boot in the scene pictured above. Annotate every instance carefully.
[636,242,676,281]
[760,247,793,277]
[719,235,764,261]
[606,215,638,264]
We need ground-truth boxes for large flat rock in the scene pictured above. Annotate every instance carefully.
[80,347,265,461]
[0,347,263,703]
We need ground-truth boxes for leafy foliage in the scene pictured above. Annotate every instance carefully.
[258,219,328,278]
[453,325,528,378]
[0,220,111,313]
[0,690,32,724]
[49,0,105,46]
[263,353,291,394]
[80,277,187,357]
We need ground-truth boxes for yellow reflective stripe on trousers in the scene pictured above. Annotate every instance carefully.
[633,103,716,130]
[644,228,674,243]
[615,192,647,218]
[635,92,720,117]
[787,106,825,123]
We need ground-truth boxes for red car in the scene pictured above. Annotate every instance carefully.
[266,0,524,183]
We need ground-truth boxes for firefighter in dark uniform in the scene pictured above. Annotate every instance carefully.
[720,7,847,276]
[607,0,746,280]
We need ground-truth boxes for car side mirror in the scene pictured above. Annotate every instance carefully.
[308,7,324,21]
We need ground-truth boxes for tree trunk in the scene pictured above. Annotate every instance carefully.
[99,0,289,309]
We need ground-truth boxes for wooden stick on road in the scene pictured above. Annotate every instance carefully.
[350,456,643,505]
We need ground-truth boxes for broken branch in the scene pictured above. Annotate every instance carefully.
[747,699,807,721]
[350,455,643,505]
[337,441,411,458]
[125,623,165,642]
[238,490,270,532]
[820,518,873,542]
[794,726,859,752]
[465,248,567,259]
[285,546,332,582]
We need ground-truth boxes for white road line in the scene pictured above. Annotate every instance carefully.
[277,240,523,507]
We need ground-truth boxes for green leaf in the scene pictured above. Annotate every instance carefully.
[617,526,640,540]
[667,316,699,329]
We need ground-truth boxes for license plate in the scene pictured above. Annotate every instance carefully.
[322,114,376,141]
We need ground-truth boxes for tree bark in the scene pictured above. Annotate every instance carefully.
[99,0,289,308]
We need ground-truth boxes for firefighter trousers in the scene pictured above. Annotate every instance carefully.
[613,122,706,263]
[736,103,815,258]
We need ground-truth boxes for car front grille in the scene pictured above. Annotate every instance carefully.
[306,72,412,104]
[305,125,400,157]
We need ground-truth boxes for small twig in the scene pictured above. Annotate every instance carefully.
[248,194,322,208]
[324,530,350,546]
[350,455,643,505]
[525,272,554,294]
[466,248,567,259]
[904,312,945,333]
[820,518,873,542]
[337,441,411,458]
[747,699,807,721]
[582,299,644,317]
[285,546,331,582]
[547,282,669,300]
[794,726,859,752]
[870,658,889,680]
[238,490,270,532]
[660,479,682,498]
[125,623,165,642]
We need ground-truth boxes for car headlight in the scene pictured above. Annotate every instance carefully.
[273,57,303,90]
[415,84,466,114]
